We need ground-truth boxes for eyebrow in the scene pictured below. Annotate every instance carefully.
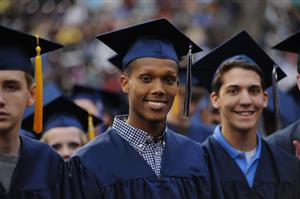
[3,79,22,85]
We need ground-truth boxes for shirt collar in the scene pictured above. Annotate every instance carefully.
[112,115,166,150]
[213,125,262,160]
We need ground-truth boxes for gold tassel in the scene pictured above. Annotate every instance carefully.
[33,35,43,133]
[88,113,95,141]
[171,91,180,117]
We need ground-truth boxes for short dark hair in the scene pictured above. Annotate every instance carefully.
[124,62,134,76]
[211,60,265,94]
[24,73,34,88]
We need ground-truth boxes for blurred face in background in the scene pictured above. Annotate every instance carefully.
[42,126,86,160]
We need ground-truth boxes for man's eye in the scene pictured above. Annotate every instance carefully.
[51,144,61,151]
[165,76,176,84]
[4,84,18,92]
[69,142,81,150]
[228,89,238,95]
[249,88,261,95]
[140,76,151,82]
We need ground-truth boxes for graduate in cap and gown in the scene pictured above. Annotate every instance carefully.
[0,25,65,198]
[266,31,300,159]
[22,95,102,160]
[67,18,212,199]
[192,30,300,199]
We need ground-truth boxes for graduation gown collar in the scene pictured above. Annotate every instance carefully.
[9,135,60,191]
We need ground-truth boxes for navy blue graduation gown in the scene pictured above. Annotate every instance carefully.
[185,123,213,143]
[67,128,211,199]
[0,135,65,199]
[202,136,300,199]
[266,119,300,156]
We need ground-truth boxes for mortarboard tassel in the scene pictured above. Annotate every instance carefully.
[171,91,180,117]
[33,36,43,134]
[88,113,95,141]
[272,65,282,131]
[183,45,193,118]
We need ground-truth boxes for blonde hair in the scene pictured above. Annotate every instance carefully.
[40,129,88,145]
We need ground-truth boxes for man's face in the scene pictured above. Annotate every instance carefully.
[120,57,178,125]
[45,127,83,160]
[210,68,268,134]
[0,70,35,135]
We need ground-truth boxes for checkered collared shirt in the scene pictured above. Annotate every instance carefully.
[112,115,165,177]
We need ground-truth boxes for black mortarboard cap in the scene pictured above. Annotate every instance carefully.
[0,25,63,76]
[108,54,123,71]
[272,31,300,53]
[22,96,102,134]
[272,31,300,67]
[0,25,64,134]
[192,30,286,91]
[96,18,202,68]
[72,84,102,105]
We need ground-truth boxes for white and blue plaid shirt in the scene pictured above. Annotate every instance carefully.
[112,115,165,177]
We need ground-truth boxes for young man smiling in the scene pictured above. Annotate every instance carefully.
[67,18,212,199]
[0,25,64,198]
[192,30,300,198]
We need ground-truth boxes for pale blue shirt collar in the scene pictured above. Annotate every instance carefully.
[213,125,262,188]
[213,125,262,159]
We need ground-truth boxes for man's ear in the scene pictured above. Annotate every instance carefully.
[210,91,220,109]
[263,91,269,108]
[296,74,300,91]
[27,83,36,107]
[120,74,129,93]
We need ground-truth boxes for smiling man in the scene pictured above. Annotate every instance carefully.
[0,25,64,198]
[192,31,300,198]
[67,18,213,199]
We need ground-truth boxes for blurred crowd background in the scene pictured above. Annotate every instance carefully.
[1,0,300,135]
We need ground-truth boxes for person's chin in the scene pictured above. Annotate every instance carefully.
[145,113,167,123]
